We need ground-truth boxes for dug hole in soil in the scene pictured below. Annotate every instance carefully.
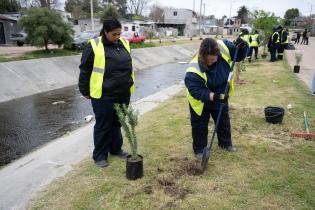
[156,156,203,200]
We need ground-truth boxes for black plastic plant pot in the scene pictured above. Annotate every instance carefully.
[264,106,285,124]
[126,155,143,180]
[294,65,300,73]
[277,54,283,60]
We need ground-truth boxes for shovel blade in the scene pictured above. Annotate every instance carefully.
[201,147,211,171]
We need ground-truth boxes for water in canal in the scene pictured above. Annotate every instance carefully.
[0,63,188,166]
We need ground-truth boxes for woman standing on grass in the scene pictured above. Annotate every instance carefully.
[185,38,248,160]
[78,17,134,168]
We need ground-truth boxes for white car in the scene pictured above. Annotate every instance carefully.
[10,32,27,46]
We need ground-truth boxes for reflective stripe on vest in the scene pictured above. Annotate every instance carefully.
[281,30,288,44]
[186,40,234,116]
[272,32,280,44]
[250,34,259,47]
[88,36,134,99]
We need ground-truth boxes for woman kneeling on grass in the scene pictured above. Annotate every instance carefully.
[185,37,248,160]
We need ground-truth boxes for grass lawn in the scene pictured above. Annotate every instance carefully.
[28,56,315,209]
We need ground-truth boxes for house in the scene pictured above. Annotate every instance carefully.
[222,17,241,35]
[159,8,198,36]
[0,14,21,45]
[202,18,219,35]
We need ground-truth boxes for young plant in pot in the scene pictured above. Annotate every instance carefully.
[114,103,143,180]
[294,53,302,73]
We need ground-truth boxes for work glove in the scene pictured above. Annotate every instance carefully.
[234,37,246,48]
[213,93,228,103]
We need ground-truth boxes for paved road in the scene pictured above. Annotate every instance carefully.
[286,37,315,92]
[0,44,59,56]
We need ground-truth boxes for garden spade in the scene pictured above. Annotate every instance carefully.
[201,47,239,171]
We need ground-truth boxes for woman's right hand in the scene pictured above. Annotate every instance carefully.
[84,96,91,99]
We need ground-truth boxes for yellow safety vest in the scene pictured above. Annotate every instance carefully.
[186,40,234,116]
[272,32,280,44]
[241,34,250,44]
[250,34,259,47]
[281,30,288,44]
[88,36,135,99]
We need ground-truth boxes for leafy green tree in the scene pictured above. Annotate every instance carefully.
[284,8,299,20]
[100,4,120,23]
[19,8,74,50]
[251,10,278,54]
[0,0,20,13]
[284,8,299,26]
[237,5,249,24]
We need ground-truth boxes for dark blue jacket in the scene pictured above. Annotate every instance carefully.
[78,36,133,102]
[184,39,249,109]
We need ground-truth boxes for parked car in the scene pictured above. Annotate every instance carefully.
[72,30,100,49]
[121,31,145,43]
[10,31,27,46]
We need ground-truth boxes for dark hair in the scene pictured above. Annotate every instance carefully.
[198,38,220,65]
[100,17,122,36]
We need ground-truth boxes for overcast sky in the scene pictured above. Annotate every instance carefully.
[153,0,314,18]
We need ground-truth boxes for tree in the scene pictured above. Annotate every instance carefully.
[149,3,164,22]
[284,8,299,26]
[100,4,120,22]
[251,10,278,54]
[19,8,74,50]
[237,5,249,24]
[127,0,151,16]
[0,0,20,13]
[99,0,128,17]
[65,0,85,19]
[19,0,60,9]
[82,0,100,14]
[284,8,299,20]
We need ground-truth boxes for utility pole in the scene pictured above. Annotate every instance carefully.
[199,0,203,38]
[91,0,94,31]
[193,0,195,12]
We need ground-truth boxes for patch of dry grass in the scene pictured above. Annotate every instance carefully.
[28,56,315,210]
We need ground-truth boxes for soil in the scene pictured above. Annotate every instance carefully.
[143,185,153,194]
[155,156,203,199]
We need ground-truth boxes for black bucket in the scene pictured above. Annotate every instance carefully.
[264,106,285,124]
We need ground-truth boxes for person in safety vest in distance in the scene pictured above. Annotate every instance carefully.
[248,30,260,62]
[78,17,134,168]
[235,28,249,84]
[185,38,249,161]
[268,26,280,62]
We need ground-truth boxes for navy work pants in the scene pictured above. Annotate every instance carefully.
[189,104,232,154]
[249,46,258,59]
[91,98,129,162]
[270,47,277,62]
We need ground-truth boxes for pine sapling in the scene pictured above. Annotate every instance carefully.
[114,103,139,160]
[295,53,303,65]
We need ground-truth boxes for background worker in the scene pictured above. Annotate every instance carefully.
[268,26,280,62]
[235,29,249,84]
[79,17,134,168]
[248,30,260,62]
[185,37,249,160]
[277,26,288,60]
[295,31,301,44]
